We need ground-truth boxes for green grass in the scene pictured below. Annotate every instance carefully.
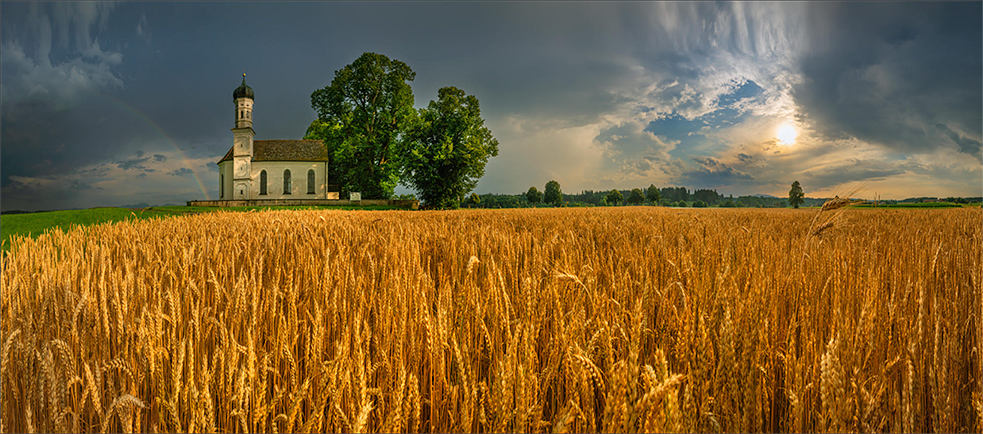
[1,204,405,251]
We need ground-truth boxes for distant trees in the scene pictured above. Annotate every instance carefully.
[628,188,645,205]
[789,181,805,208]
[606,189,624,206]
[526,187,543,205]
[464,193,481,208]
[661,187,690,203]
[693,189,722,205]
[646,184,661,205]
[693,200,708,208]
[544,180,563,206]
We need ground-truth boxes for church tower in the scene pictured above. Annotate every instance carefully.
[232,74,255,199]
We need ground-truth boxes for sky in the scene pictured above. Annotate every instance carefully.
[1,1,981,211]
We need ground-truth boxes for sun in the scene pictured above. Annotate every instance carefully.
[776,123,798,146]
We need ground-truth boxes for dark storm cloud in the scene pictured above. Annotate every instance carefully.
[794,2,982,158]
[153,154,167,162]
[69,180,95,191]
[935,124,983,162]
[168,168,193,177]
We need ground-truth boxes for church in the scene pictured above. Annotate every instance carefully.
[216,75,336,200]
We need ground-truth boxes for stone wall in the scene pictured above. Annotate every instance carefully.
[187,199,419,210]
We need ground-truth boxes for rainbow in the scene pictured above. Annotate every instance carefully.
[96,92,211,200]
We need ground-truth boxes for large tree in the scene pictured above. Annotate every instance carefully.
[307,52,417,199]
[404,86,499,208]
[789,180,805,208]
[544,180,563,206]
[628,188,645,205]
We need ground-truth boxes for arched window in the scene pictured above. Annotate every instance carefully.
[259,170,267,195]
[307,169,316,194]
[283,169,291,194]
[220,174,224,198]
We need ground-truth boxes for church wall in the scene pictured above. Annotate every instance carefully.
[249,161,328,199]
[217,161,234,200]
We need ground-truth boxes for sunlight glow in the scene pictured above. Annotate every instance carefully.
[776,123,798,145]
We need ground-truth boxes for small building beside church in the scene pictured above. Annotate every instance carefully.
[216,75,337,200]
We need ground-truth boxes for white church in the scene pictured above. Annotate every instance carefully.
[216,75,336,200]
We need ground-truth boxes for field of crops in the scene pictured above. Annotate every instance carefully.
[1,206,980,432]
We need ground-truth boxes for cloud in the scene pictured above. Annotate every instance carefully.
[153,154,167,162]
[793,2,982,160]
[935,123,983,162]
[168,167,194,176]
[1,3,123,110]
[675,156,754,188]
[115,156,150,170]
[1,150,216,211]
[69,180,95,191]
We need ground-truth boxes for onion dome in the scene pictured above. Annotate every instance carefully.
[233,74,254,100]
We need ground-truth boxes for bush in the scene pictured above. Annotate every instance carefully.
[693,200,708,208]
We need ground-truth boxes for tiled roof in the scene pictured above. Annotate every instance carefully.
[218,140,327,163]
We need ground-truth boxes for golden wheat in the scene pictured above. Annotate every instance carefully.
[0,206,980,432]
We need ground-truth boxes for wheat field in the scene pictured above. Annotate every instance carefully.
[1,206,980,432]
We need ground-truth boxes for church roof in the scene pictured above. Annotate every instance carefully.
[218,140,328,163]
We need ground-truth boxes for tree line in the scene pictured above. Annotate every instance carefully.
[455,181,829,209]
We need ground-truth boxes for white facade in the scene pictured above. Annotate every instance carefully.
[219,160,329,199]
[218,76,331,200]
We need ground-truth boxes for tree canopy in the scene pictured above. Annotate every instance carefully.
[403,86,499,208]
[628,188,645,205]
[307,52,417,199]
[544,180,563,206]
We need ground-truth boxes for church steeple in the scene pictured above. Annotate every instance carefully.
[231,74,255,199]
[233,73,254,129]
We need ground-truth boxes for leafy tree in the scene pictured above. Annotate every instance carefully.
[544,180,563,206]
[676,200,688,207]
[403,86,499,208]
[646,184,661,205]
[693,200,708,208]
[628,188,645,205]
[526,187,543,205]
[721,199,736,207]
[789,180,805,208]
[606,189,624,206]
[307,52,417,199]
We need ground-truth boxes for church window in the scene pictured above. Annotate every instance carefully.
[283,170,291,194]
[307,169,316,194]
[220,174,224,198]
[259,170,267,195]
